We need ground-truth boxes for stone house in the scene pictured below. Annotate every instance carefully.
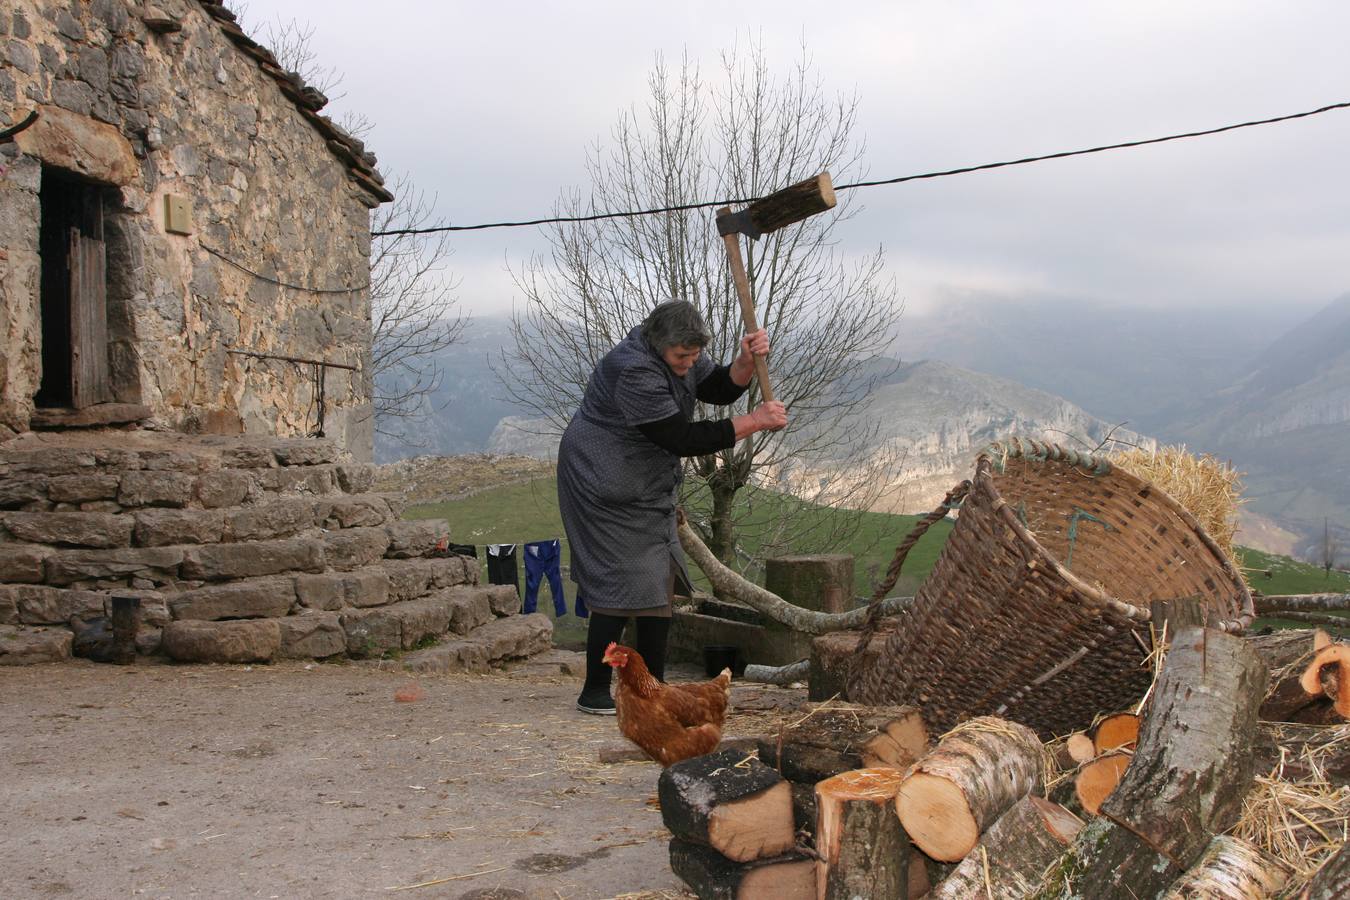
[1,0,388,459]
[0,2,555,667]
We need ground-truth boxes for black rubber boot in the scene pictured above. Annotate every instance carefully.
[577,612,627,715]
[635,617,672,682]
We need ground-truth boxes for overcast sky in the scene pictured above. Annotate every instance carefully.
[239,1,1349,319]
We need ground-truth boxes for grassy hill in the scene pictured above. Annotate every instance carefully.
[407,477,1350,643]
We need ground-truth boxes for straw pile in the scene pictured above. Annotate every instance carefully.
[1109,444,1245,570]
[1233,725,1350,891]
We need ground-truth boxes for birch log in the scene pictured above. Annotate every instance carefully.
[1100,627,1267,866]
[895,716,1044,862]
[1159,835,1289,899]
[929,795,1082,900]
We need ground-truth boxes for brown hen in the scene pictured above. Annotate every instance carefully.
[603,642,732,767]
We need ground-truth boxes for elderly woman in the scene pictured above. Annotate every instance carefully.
[559,300,788,715]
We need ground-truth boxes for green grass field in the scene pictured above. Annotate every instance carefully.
[407,476,1350,644]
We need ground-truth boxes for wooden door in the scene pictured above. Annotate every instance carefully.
[68,190,111,408]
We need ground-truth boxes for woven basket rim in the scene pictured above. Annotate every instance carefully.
[979,438,1255,633]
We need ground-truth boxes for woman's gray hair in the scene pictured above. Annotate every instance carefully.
[641,300,712,351]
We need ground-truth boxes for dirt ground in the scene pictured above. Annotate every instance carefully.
[1,653,806,900]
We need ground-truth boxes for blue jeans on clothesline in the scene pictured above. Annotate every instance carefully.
[524,539,582,616]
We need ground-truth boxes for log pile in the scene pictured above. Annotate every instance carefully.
[659,626,1350,899]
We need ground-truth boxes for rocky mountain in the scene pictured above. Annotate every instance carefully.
[786,359,1152,515]
[1168,293,1350,540]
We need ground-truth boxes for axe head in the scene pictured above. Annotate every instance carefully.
[716,171,836,240]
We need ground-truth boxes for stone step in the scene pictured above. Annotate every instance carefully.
[0,436,346,476]
[0,623,73,665]
[339,585,501,658]
[378,613,554,675]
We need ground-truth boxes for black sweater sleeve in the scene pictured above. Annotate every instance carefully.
[696,364,749,405]
[637,412,736,457]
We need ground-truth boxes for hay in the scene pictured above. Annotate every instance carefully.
[1109,444,1245,572]
[1231,724,1350,890]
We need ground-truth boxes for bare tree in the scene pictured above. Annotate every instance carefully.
[367,177,468,437]
[1324,518,1340,579]
[232,6,467,442]
[496,43,903,566]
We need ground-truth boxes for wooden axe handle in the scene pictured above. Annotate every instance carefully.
[718,206,774,404]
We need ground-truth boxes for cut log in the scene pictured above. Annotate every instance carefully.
[1304,838,1350,900]
[1252,722,1350,786]
[814,768,909,900]
[1066,732,1096,764]
[929,795,1082,899]
[658,747,797,863]
[1100,627,1267,867]
[669,839,816,900]
[895,716,1044,862]
[1246,628,1331,672]
[809,627,894,702]
[758,706,927,784]
[1259,629,1334,722]
[1075,751,1132,816]
[1034,816,1183,900]
[1159,835,1289,899]
[1299,643,1350,718]
[1092,713,1140,755]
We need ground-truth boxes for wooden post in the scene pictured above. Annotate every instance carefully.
[110,594,140,665]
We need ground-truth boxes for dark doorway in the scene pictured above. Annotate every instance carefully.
[37,168,112,409]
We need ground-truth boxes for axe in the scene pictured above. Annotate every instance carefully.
[715,171,836,402]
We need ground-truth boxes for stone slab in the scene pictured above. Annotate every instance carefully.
[271,440,339,467]
[341,606,402,658]
[334,463,375,493]
[278,611,346,659]
[13,104,138,185]
[44,546,185,586]
[394,614,553,675]
[0,625,73,665]
[195,470,253,508]
[46,474,120,503]
[294,573,344,611]
[181,537,325,581]
[314,495,393,529]
[169,577,295,621]
[118,471,195,508]
[161,619,282,663]
[0,543,50,582]
[133,508,225,547]
[483,584,522,617]
[384,520,448,559]
[322,527,389,570]
[0,475,50,509]
[2,585,106,625]
[3,511,133,548]
[225,498,316,542]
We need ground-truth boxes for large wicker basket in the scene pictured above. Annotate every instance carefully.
[847,439,1254,738]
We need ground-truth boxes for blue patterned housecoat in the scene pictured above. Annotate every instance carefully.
[557,326,718,612]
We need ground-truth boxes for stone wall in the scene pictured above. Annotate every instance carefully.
[0,0,381,459]
[0,432,553,668]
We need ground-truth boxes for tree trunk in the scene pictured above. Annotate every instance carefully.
[1254,593,1350,615]
[668,839,816,900]
[708,471,738,567]
[679,515,911,634]
[1099,627,1267,868]
[895,716,1044,862]
[658,747,797,863]
[1159,835,1289,899]
[929,795,1082,900]
[1303,839,1350,900]
[815,768,909,900]
[758,706,927,784]
[1032,817,1183,900]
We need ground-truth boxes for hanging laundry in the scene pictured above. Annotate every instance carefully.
[523,539,574,616]
[486,544,519,595]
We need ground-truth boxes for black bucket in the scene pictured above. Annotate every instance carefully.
[703,645,739,678]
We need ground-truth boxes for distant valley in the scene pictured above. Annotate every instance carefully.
[378,294,1350,561]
